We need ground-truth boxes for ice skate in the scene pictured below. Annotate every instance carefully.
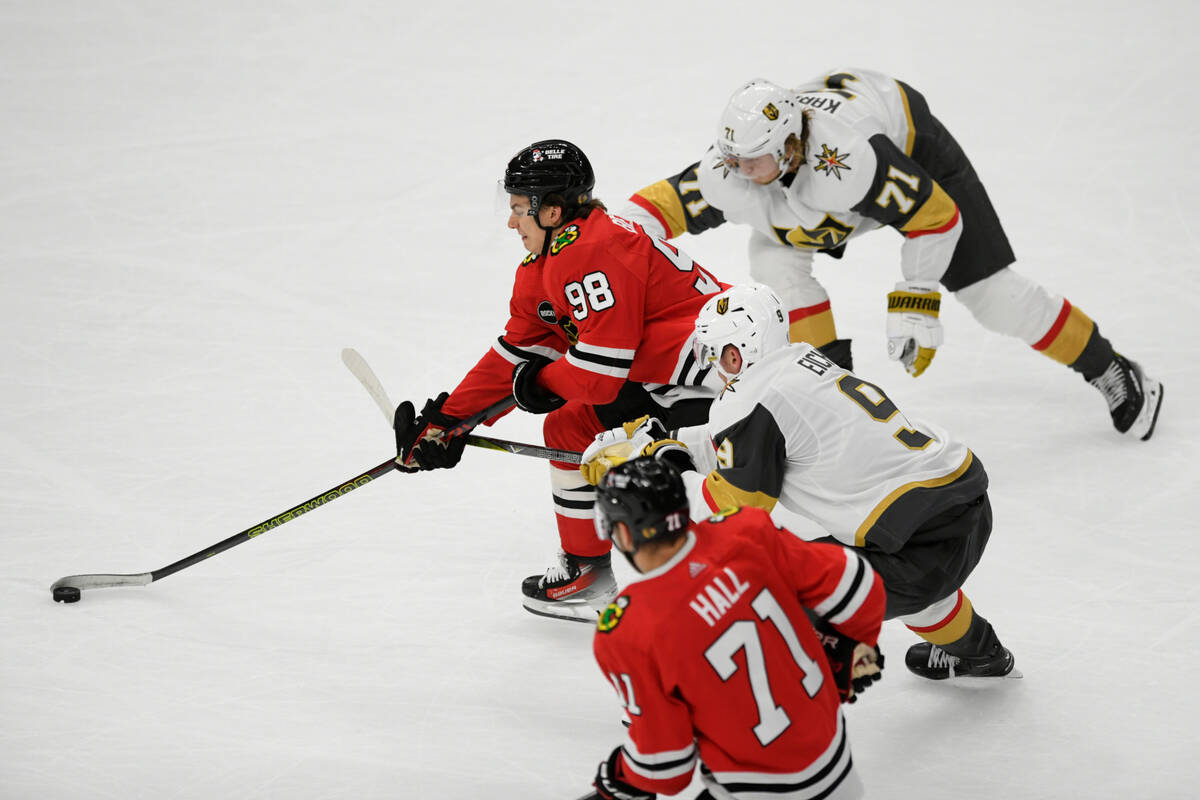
[521,550,618,624]
[1090,353,1164,441]
[905,640,1021,681]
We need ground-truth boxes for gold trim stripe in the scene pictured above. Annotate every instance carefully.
[911,593,975,645]
[788,308,837,348]
[854,451,974,547]
[632,181,687,238]
[1038,304,1095,366]
[899,183,958,235]
[704,472,778,514]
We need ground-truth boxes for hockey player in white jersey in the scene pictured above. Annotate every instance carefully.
[622,68,1163,442]
[582,284,1018,680]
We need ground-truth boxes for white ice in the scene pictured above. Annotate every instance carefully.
[2,3,1198,798]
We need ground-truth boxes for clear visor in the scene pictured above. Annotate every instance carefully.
[692,335,720,366]
[495,180,536,219]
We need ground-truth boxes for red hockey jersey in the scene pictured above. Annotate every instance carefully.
[592,508,885,799]
[441,210,727,419]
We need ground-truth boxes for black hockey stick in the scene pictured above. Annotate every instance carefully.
[464,434,581,464]
[49,395,516,603]
[341,347,583,463]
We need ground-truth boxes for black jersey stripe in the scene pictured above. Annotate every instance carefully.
[720,724,849,796]
[818,555,866,622]
[568,345,635,370]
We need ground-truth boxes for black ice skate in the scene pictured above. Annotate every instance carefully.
[1089,353,1164,441]
[521,550,617,624]
[905,640,1020,681]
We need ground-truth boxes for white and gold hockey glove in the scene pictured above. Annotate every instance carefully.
[886,281,943,377]
[580,415,690,486]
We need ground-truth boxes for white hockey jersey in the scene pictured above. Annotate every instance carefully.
[692,68,963,285]
[675,342,987,553]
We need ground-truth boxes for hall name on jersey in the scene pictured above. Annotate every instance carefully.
[689,567,752,627]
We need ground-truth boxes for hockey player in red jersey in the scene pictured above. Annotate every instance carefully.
[391,139,728,623]
[583,284,1019,682]
[621,68,1163,441]
[583,457,885,800]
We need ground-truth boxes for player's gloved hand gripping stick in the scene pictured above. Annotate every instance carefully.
[49,349,583,604]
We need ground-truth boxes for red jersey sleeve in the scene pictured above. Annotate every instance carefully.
[763,521,885,647]
[594,616,699,795]
[441,257,568,420]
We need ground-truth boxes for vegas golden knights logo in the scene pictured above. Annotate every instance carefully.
[716,297,729,314]
[763,103,779,120]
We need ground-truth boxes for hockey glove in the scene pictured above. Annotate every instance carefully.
[512,355,566,414]
[394,392,471,471]
[580,416,694,485]
[810,615,884,704]
[593,747,656,800]
[886,281,943,377]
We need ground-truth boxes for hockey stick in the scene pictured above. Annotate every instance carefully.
[341,347,581,463]
[49,395,515,603]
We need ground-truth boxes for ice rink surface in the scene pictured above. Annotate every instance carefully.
[2,2,1198,798]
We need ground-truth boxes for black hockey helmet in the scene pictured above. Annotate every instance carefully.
[594,457,690,552]
[503,139,595,217]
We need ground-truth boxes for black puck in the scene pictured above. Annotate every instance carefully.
[53,586,82,603]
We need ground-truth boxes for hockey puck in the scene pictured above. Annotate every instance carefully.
[53,586,81,603]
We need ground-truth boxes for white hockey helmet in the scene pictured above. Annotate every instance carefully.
[692,283,790,377]
[715,79,803,179]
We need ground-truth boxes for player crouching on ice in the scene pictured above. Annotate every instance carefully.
[582,284,1019,681]
[392,139,729,623]
[583,457,885,800]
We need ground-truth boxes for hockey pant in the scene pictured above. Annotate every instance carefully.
[545,382,712,558]
[857,493,999,655]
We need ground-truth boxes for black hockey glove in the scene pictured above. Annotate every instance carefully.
[393,392,472,472]
[512,355,566,414]
[810,614,884,704]
[593,747,656,800]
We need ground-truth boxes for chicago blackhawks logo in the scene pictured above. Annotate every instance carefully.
[550,224,580,255]
[813,144,851,179]
[597,595,630,633]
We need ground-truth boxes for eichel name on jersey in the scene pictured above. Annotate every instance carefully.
[437,210,728,422]
[675,342,987,553]
[593,507,885,799]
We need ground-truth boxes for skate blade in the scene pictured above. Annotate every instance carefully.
[521,597,601,624]
[944,666,1024,683]
[1137,381,1164,441]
